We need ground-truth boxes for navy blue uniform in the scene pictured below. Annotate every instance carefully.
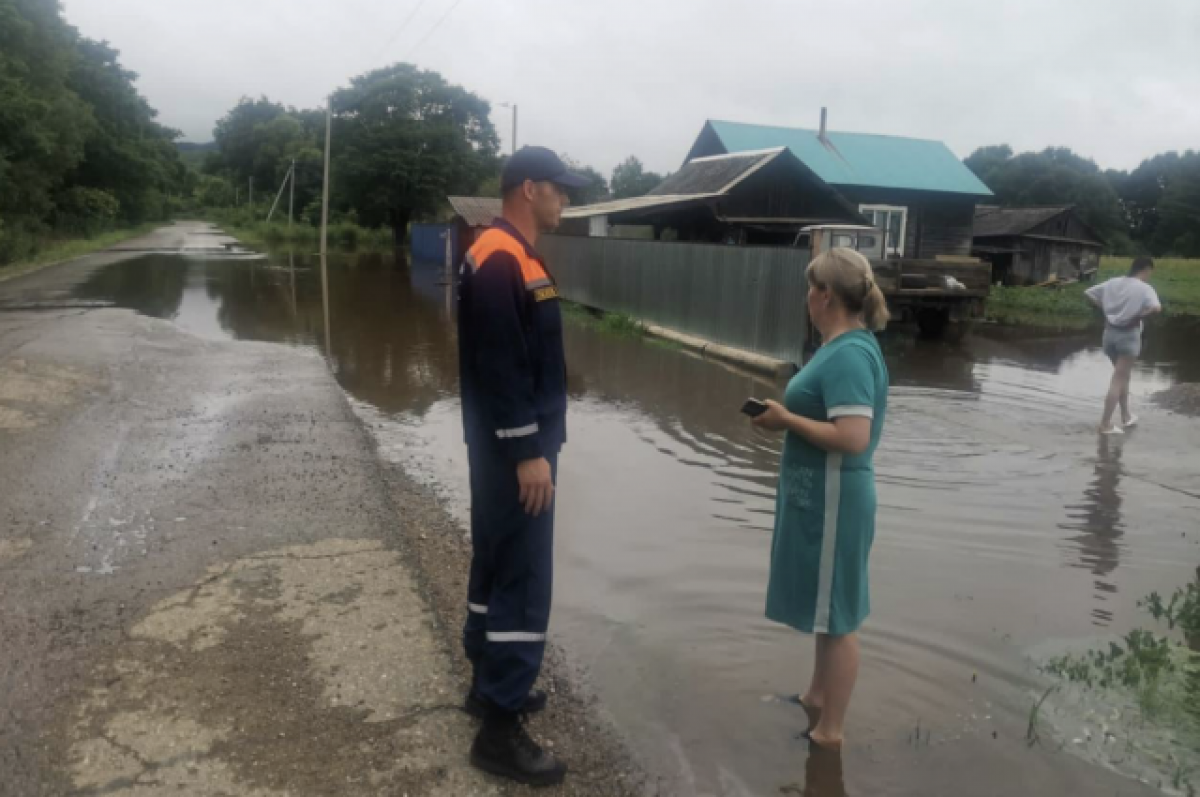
[458,220,567,713]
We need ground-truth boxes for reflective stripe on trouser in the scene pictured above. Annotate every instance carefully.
[463,445,557,713]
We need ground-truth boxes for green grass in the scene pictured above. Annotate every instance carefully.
[986,257,1200,328]
[202,208,395,253]
[1040,576,1200,750]
[0,223,161,284]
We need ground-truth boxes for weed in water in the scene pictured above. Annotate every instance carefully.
[1027,684,1058,748]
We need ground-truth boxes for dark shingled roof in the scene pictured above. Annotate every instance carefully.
[973,206,1070,238]
[448,196,502,227]
[647,150,779,197]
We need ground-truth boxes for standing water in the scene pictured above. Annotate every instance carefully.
[67,244,1199,796]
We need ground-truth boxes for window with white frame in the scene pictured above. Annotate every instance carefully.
[860,205,907,256]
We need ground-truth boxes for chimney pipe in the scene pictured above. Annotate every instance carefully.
[819,107,828,142]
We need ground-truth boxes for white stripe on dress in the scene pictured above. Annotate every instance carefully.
[468,603,489,614]
[813,453,843,634]
[828,405,874,419]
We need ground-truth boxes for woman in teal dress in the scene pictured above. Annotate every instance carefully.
[752,247,890,751]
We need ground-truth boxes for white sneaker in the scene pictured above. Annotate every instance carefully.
[1100,425,1125,436]
[1124,415,1139,428]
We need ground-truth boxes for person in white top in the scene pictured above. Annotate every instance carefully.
[1084,257,1162,435]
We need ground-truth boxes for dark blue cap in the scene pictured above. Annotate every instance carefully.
[501,146,591,192]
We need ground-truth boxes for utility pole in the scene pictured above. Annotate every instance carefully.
[320,99,332,257]
[266,162,293,223]
[288,158,295,229]
[500,102,519,155]
[319,98,333,365]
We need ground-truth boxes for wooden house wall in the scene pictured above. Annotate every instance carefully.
[839,188,978,258]
[1027,212,1103,244]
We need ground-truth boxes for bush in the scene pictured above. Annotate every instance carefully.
[0,217,43,266]
[54,187,121,236]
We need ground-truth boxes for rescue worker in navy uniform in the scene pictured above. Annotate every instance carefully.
[457,146,589,787]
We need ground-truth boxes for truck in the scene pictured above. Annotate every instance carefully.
[796,224,992,339]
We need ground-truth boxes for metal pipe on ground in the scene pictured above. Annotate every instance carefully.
[642,323,797,379]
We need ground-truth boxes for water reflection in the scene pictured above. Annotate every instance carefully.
[801,749,846,797]
[1060,437,1125,627]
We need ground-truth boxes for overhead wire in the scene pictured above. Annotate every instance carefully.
[408,0,465,57]
[372,0,429,64]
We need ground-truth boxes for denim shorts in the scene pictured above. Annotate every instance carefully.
[1102,324,1142,363]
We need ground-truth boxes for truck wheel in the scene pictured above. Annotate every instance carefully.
[916,309,950,339]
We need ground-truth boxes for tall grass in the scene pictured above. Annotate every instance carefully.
[0,223,160,283]
[202,208,395,252]
[987,257,1200,328]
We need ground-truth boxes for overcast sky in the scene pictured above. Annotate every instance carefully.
[61,0,1200,176]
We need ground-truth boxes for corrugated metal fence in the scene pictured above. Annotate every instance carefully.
[539,235,811,366]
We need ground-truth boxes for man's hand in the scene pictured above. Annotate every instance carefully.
[517,457,555,517]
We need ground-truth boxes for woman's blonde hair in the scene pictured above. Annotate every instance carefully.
[806,248,891,331]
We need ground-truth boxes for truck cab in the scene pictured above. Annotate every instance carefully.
[794,224,886,260]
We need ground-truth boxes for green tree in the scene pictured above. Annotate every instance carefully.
[559,155,608,205]
[0,0,93,260]
[64,37,186,224]
[1151,154,1200,256]
[964,145,1127,245]
[330,63,499,241]
[610,156,664,200]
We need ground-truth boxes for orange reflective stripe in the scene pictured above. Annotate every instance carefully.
[468,228,549,287]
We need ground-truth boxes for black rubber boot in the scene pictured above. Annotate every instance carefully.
[469,708,567,787]
[464,688,548,720]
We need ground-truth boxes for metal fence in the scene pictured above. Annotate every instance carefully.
[539,235,811,366]
[409,223,457,265]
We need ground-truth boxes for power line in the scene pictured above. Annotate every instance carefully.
[409,0,465,57]
[373,0,429,63]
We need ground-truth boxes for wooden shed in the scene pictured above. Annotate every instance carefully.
[448,195,502,257]
[972,206,1104,285]
[559,148,859,243]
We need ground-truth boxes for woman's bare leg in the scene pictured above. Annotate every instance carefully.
[1101,357,1134,430]
[809,632,860,748]
[801,634,829,709]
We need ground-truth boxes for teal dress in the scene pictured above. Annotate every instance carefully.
[765,329,888,636]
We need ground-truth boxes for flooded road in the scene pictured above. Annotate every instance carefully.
[61,241,1199,796]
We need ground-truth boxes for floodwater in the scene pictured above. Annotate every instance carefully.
[67,244,1199,797]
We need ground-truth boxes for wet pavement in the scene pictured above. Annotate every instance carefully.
[16,226,1200,796]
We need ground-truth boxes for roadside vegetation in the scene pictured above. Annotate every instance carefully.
[202,207,394,253]
[0,224,161,284]
[0,2,189,272]
[986,257,1200,328]
[1036,572,1200,795]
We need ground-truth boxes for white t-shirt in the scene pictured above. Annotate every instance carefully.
[1085,277,1161,329]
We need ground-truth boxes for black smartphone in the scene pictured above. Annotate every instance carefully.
[741,398,768,418]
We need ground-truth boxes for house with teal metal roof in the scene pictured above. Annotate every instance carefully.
[684,114,993,259]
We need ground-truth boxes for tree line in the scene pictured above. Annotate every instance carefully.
[965,145,1200,257]
[0,0,189,265]
[199,70,670,242]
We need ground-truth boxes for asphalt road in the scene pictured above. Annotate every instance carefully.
[0,225,640,797]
